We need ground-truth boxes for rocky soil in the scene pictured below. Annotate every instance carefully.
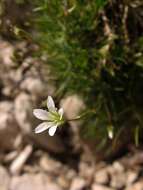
[0,39,143,190]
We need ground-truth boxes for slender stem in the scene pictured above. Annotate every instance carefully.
[67,109,96,122]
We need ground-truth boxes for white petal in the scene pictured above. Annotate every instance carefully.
[108,131,113,139]
[35,122,53,133]
[47,96,56,111]
[33,109,50,120]
[58,108,64,119]
[48,125,58,136]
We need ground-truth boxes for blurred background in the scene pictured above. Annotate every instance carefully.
[0,0,143,190]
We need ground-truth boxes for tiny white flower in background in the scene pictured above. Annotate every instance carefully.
[107,125,114,139]
[108,130,113,139]
[33,96,64,136]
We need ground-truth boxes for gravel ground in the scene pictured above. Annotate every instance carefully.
[0,39,143,190]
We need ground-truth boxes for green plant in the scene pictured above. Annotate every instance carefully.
[33,0,143,149]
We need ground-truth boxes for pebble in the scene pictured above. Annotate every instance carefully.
[70,177,87,190]
[126,181,143,190]
[10,174,62,190]
[0,166,10,190]
[126,170,138,185]
[94,168,110,185]
[92,184,114,190]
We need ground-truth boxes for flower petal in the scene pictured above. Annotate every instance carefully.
[47,96,56,111]
[58,108,64,119]
[48,125,58,136]
[33,109,50,120]
[108,131,113,139]
[35,122,53,133]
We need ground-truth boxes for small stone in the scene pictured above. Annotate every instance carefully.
[39,154,62,174]
[56,167,76,189]
[60,95,85,120]
[126,181,143,190]
[14,93,34,133]
[20,77,47,98]
[0,101,20,150]
[79,161,94,182]
[66,169,77,181]
[70,177,87,190]
[60,95,85,151]
[110,173,126,189]
[107,163,126,189]
[94,168,110,185]
[112,162,124,172]
[57,175,70,189]
[4,151,18,163]
[92,184,114,190]
[0,166,10,190]
[126,170,138,185]
[0,40,14,66]
[10,145,33,175]
[10,174,62,190]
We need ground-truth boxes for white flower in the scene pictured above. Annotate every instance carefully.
[107,125,114,139]
[108,130,113,139]
[33,96,64,136]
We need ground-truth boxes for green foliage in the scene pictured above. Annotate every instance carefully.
[0,1,4,16]
[0,0,32,39]
[33,0,107,95]
[33,0,143,146]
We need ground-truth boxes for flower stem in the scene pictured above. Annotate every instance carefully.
[67,109,96,122]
